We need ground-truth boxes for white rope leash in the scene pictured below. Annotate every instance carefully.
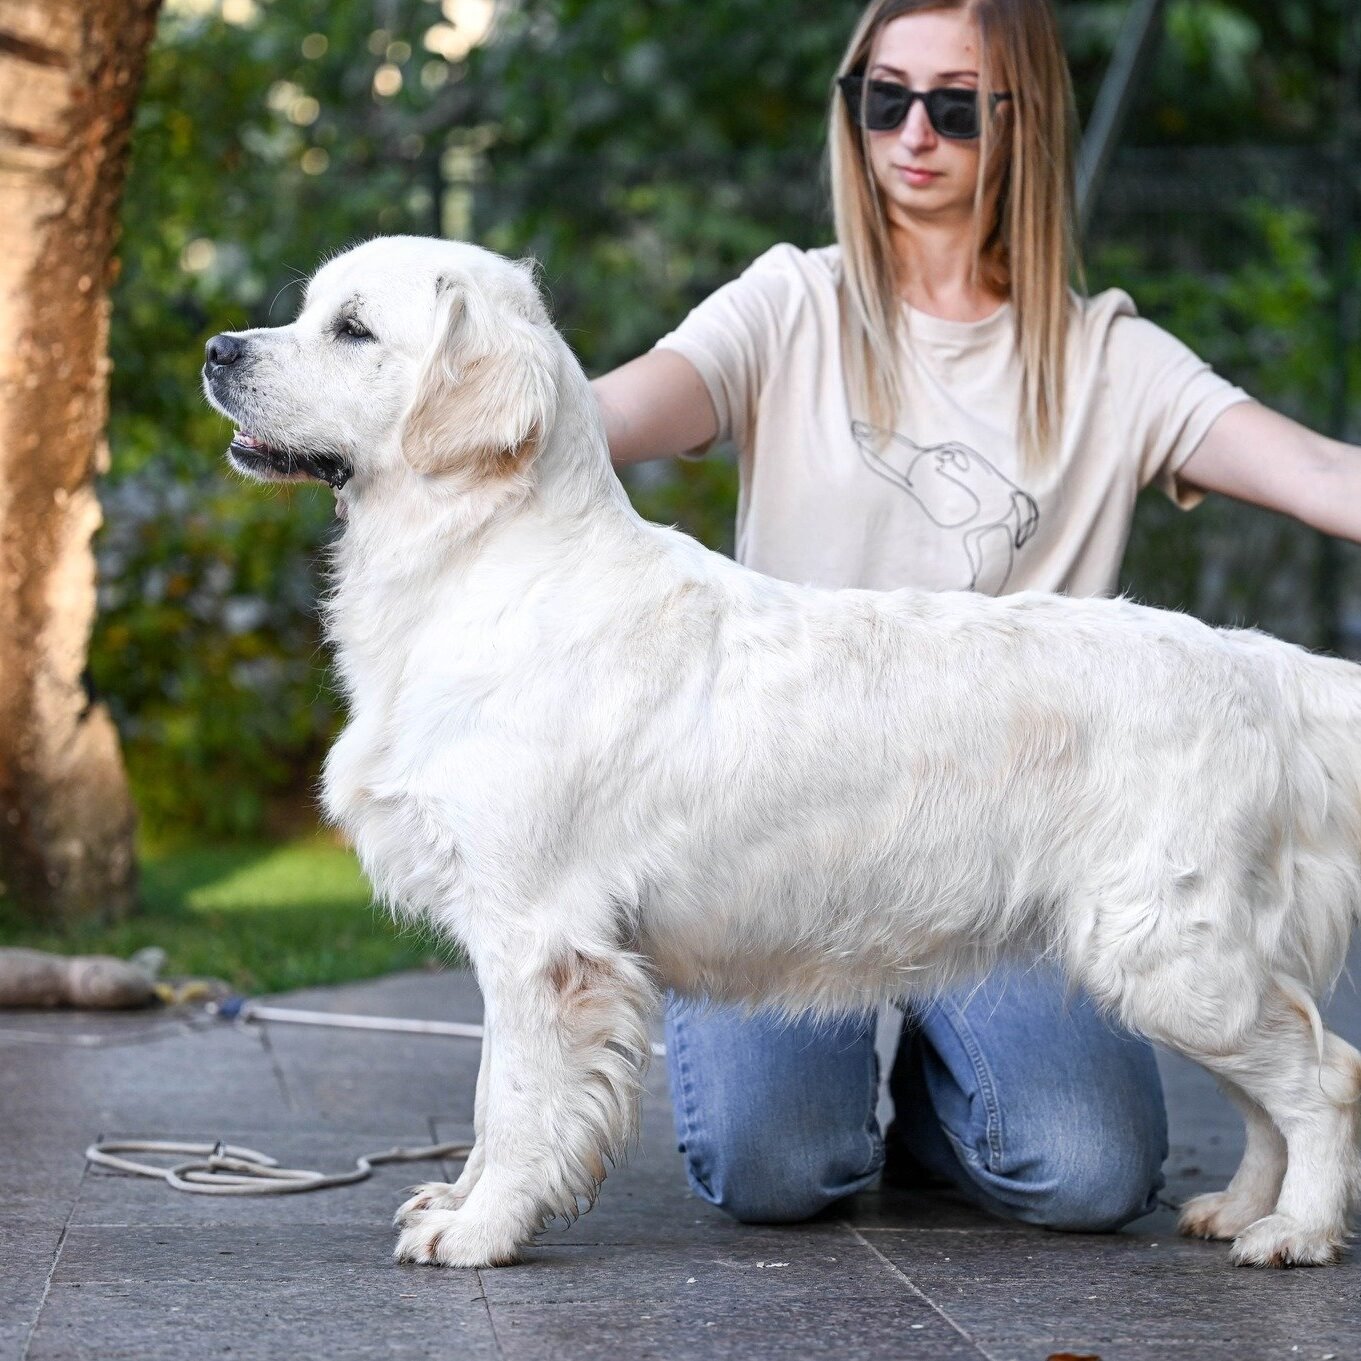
[83,1002,477,1193]
[210,997,667,1057]
[84,1137,473,1195]
[215,999,488,1040]
[78,998,663,1193]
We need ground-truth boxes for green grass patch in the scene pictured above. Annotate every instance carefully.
[0,836,451,994]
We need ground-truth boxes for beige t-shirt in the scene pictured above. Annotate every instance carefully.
[653,242,1250,598]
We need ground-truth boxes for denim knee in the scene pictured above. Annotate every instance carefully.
[685,1134,881,1225]
[923,1104,1165,1233]
[1019,1134,1165,1233]
[890,975,1169,1234]
[665,999,882,1225]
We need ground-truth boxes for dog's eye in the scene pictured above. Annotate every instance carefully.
[338,317,374,341]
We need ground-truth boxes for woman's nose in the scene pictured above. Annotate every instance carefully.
[899,99,937,152]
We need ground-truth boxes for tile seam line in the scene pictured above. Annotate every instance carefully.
[258,1025,300,1112]
[19,1162,86,1361]
[475,1289,923,1306]
[448,1117,506,1361]
[476,1267,506,1359]
[840,1219,999,1361]
[850,1226,1022,1235]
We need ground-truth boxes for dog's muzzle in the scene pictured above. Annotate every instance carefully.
[204,333,354,490]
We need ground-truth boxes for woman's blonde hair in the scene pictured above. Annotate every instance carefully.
[828,0,1079,472]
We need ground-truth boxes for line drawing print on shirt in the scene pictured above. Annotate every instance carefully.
[851,420,1041,593]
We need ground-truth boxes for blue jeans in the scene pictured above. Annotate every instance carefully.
[664,965,1167,1231]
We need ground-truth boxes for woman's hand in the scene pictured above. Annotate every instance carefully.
[1180,401,1361,544]
[592,350,719,467]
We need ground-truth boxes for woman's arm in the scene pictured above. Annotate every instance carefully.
[591,350,719,467]
[1179,401,1361,544]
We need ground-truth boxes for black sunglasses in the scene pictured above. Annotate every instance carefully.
[837,75,1012,140]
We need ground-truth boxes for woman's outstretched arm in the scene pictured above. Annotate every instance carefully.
[592,350,719,467]
[1180,402,1361,543]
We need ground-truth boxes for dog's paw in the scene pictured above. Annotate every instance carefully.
[393,1181,467,1228]
[1229,1213,1346,1268]
[394,1208,522,1268]
[1177,1190,1272,1242]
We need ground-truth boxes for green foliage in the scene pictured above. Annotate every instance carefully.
[0,837,445,992]
[95,467,336,835]
[1094,199,1361,639]
[1062,0,1347,142]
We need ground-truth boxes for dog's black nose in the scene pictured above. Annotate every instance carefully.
[205,334,243,367]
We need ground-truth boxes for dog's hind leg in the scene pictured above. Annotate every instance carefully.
[1143,982,1361,1267]
[394,1008,492,1227]
[1217,1005,1361,1268]
[1177,1080,1286,1241]
[394,944,657,1268]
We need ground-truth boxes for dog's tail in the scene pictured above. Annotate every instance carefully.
[1277,973,1327,1072]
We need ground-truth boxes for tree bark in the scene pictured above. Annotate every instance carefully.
[0,0,159,924]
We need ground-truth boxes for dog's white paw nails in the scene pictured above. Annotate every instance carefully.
[394,1208,522,1268]
[1177,1190,1272,1242]
[1229,1213,1346,1268]
[393,1182,465,1228]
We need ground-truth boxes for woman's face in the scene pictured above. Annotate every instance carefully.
[862,9,987,227]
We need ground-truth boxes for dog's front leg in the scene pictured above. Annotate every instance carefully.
[393,1006,492,1227]
[394,947,656,1268]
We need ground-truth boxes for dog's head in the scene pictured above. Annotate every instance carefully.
[201,236,561,493]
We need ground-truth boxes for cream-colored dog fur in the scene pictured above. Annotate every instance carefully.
[203,235,1361,1270]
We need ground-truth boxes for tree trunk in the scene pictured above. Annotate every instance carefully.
[0,0,159,925]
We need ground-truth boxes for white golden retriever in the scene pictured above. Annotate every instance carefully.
[202,235,1361,1271]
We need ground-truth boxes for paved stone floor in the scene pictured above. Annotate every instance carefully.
[3,961,1360,1361]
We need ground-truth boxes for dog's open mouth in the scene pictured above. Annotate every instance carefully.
[228,431,352,490]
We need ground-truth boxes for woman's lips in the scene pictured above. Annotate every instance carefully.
[896,165,941,186]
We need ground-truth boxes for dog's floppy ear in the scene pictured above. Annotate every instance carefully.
[401,268,560,480]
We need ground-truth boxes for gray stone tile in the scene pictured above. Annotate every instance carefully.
[264,1025,481,1123]
[26,1277,498,1361]
[492,1297,986,1360]
[51,1223,481,1298]
[532,1170,726,1249]
[279,1065,478,1123]
[0,1024,291,1129]
[0,1220,63,1359]
[0,1322,31,1361]
[981,1341,1345,1361]
[0,1140,86,1226]
[839,1185,1018,1234]
[475,1230,903,1307]
[869,1224,1361,1352]
[0,1215,65,1272]
[70,1125,470,1229]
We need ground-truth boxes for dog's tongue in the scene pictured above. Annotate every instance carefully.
[232,430,263,449]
